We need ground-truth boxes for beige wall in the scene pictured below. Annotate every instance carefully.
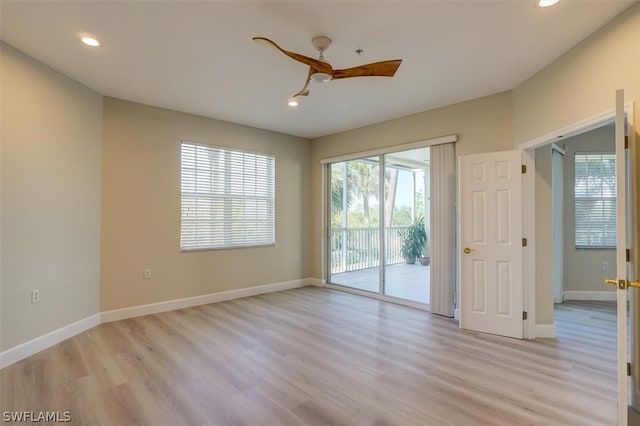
[515,3,640,325]
[1,43,102,350]
[513,3,640,146]
[562,126,617,293]
[101,98,311,311]
[309,91,514,278]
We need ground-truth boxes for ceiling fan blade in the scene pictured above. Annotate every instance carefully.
[332,59,402,79]
[253,37,332,74]
[293,68,313,97]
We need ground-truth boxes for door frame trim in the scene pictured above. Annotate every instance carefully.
[517,102,635,340]
[522,150,536,339]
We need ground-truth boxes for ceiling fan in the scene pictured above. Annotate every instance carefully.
[252,36,402,98]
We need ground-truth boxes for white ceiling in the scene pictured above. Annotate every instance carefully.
[1,1,634,139]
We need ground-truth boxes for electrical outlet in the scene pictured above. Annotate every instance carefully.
[31,289,40,304]
[603,262,608,271]
[143,269,152,280]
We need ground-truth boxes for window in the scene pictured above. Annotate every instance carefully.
[180,141,275,250]
[574,153,616,248]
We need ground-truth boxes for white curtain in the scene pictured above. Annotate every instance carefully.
[430,143,456,317]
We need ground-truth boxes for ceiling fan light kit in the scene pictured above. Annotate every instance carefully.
[311,72,332,83]
[252,35,402,99]
[538,0,559,7]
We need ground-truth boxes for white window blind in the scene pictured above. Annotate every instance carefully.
[574,153,616,248]
[180,141,275,250]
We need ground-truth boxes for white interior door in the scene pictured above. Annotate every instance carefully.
[459,150,524,338]
[613,89,628,425]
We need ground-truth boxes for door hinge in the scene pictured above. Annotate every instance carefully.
[627,249,631,262]
[521,164,527,174]
[522,238,528,247]
[523,311,528,320]
[625,136,629,149]
[628,362,631,376]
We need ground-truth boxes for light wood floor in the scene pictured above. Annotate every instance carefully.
[0,288,622,425]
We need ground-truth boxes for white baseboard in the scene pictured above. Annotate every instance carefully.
[307,278,325,287]
[535,324,556,338]
[1,278,317,369]
[0,313,100,369]
[101,278,312,323]
[563,290,617,301]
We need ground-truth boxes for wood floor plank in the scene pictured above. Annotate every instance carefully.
[0,288,622,425]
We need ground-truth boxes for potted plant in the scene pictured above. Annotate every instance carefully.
[400,215,427,264]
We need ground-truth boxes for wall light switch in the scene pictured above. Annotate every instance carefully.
[143,269,152,279]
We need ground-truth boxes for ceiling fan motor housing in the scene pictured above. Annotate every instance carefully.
[310,36,333,83]
[312,36,332,51]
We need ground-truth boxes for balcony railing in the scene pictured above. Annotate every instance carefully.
[330,226,410,274]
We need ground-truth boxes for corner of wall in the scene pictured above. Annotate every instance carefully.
[1,42,102,352]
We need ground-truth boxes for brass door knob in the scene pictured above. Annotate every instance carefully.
[463,247,474,254]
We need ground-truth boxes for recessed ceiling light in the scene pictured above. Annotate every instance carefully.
[538,0,559,7]
[288,100,299,107]
[81,37,100,47]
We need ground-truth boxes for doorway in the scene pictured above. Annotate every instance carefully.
[519,98,636,421]
[547,125,617,305]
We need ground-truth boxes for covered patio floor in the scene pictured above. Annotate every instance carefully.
[330,262,430,304]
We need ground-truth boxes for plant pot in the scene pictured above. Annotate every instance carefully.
[419,256,430,266]
[405,257,416,264]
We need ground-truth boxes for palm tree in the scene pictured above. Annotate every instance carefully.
[349,161,379,227]
[331,163,352,215]
[384,168,399,227]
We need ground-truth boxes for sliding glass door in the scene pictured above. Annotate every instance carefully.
[383,149,430,303]
[328,148,430,304]
[329,158,381,292]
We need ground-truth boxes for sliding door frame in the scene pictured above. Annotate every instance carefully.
[378,155,386,296]
[321,134,458,310]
